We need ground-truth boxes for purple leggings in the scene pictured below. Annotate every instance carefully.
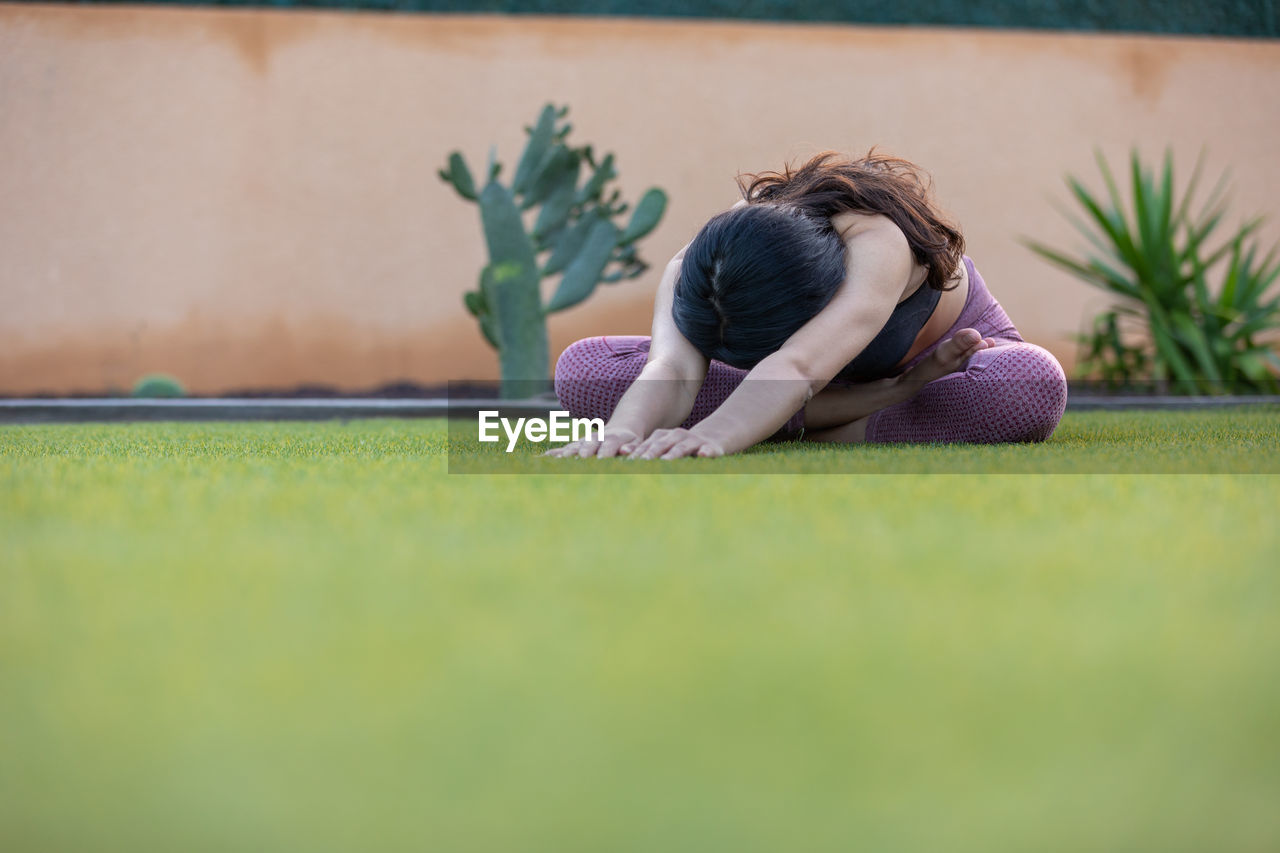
[554,257,1068,444]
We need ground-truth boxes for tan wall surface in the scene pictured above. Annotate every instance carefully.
[2,4,1279,394]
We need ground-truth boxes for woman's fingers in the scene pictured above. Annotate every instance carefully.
[628,429,686,459]
[625,434,655,459]
[545,430,642,459]
[595,435,628,458]
[629,434,674,459]
[635,430,723,460]
[549,429,719,461]
[543,442,577,457]
[660,438,704,460]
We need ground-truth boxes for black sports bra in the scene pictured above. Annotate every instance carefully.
[836,280,942,382]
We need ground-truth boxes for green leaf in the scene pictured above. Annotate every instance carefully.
[620,188,668,243]
[1142,296,1198,383]
[1218,239,1243,313]
[1234,237,1280,306]
[546,219,620,313]
[1067,175,1146,279]
[479,182,538,270]
[576,153,617,205]
[543,211,602,277]
[608,243,648,282]
[532,156,582,241]
[512,104,560,196]
[1131,150,1156,260]
[1157,148,1175,246]
[1021,239,1139,300]
[1172,147,1206,226]
[440,152,477,201]
[486,146,501,182]
[470,270,499,349]
[522,145,578,210]
[1093,148,1127,227]
[1169,312,1223,382]
[478,312,500,349]
[1237,350,1271,382]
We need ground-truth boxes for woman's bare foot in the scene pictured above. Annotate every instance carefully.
[904,328,996,386]
[800,330,997,444]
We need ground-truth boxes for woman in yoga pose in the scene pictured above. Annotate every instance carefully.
[547,151,1067,460]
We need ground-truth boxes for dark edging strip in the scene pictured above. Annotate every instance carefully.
[71,0,1280,40]
[0,398,457,424]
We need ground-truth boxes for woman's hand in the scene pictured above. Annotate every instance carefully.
[543,427,641,459]
[625,427,725,460]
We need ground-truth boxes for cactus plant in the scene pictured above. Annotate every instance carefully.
[440,104,668,396]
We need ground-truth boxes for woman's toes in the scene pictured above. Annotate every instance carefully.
[935,328,980,361]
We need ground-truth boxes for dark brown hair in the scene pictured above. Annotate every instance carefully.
[673,204,847,369]
[737,150,965,291]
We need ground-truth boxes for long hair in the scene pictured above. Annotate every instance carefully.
[738,150,965,292]
[673,203,846,369]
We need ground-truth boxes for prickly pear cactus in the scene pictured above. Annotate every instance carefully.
[440,104,668,395]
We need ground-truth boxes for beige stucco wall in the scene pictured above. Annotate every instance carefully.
[2,4,1278,394]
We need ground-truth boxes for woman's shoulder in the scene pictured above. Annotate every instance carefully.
[831,210,902,240]
[830,212,927,300]
[831,212,912,264]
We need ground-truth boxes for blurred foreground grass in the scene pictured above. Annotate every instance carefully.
[2,414,1279,852]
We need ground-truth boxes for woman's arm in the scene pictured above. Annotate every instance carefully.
[626,217,916,459]
[546,243,709,458]
[803,327,995,427]
[625,327,996,459]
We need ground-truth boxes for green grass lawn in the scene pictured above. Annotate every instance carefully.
[3,412,1279,852]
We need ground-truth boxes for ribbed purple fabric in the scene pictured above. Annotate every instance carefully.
[552,335,801,434]
[553,257,1067,444]
[862,257,1067,443]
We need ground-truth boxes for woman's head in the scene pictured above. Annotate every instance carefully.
[673,204,846,369]
[740,150,965,292]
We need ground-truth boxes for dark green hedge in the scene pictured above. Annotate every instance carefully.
[55,0,1280,39]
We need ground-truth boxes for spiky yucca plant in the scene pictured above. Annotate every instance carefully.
[1025,149,1280,393]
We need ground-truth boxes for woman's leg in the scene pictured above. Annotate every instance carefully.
[863,342,1068,443]
[555,333,1065,445]
[555,336,764,429]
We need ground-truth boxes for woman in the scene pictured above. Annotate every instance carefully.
[547,151,1067,460]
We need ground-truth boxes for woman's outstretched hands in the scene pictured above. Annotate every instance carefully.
[544,425,725,460]
[543,427,641,459]
[625,428,725,460]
